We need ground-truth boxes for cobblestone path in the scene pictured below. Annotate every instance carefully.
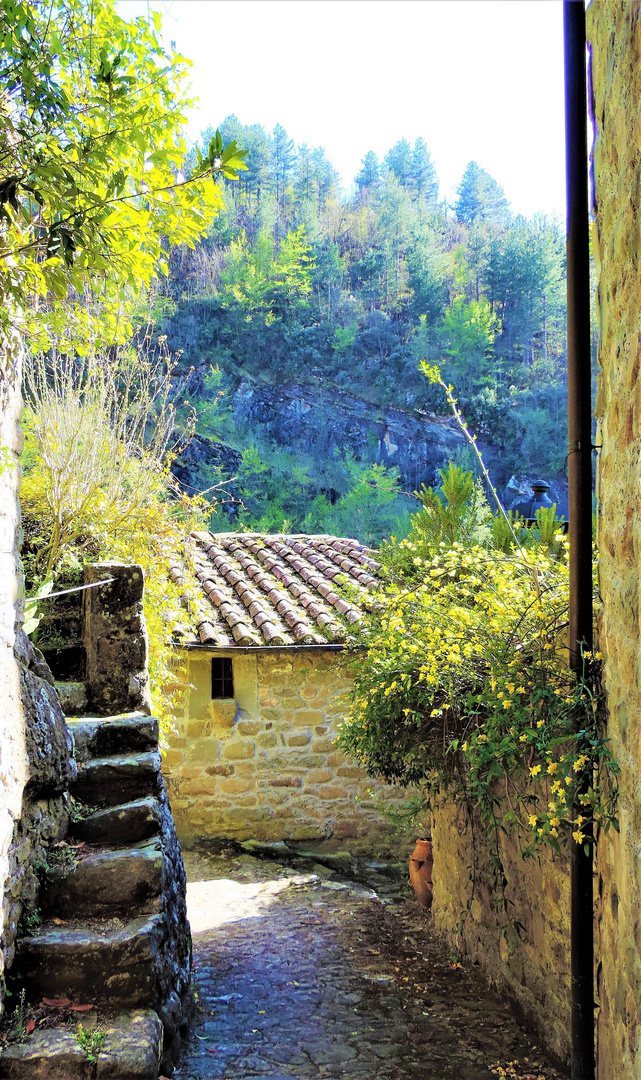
[174,848,568,1080]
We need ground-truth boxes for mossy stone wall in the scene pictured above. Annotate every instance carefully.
[432,804,570,1065]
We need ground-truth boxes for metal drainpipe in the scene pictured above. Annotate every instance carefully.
[564,3,594,1079]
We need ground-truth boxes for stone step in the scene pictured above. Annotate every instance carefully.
[70,797,162,845]
[40,842,163,919]
[71,752,161,808]
[17,915,163,1009]
[0,1008,163,1079]
[67,715,158,763]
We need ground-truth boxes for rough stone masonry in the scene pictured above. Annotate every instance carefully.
[588,3,641,1077]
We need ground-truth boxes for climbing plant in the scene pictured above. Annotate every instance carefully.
[338,371,618,894]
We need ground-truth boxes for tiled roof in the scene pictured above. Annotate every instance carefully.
[170,532,380,648]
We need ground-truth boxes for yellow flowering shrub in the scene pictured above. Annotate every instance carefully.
[339,505,618,856]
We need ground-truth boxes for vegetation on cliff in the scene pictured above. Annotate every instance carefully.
[153,117,571,536]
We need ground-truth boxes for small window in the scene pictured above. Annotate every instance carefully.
[212,657,234,699]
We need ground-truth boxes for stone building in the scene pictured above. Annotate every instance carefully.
[163,531,415,854]
[429,5,641,1077]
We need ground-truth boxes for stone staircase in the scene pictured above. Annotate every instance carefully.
[0,713,191,1079]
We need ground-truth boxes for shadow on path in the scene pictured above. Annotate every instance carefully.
[174,848,568,1080]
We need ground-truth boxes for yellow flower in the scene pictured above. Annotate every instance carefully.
[573,755,588,772]
[551,780,561,793]
[536,719,545,728]
[573,831,585,844]
[528,815,538,826]
[550,827,559,838]
[462,741,468,752]
[547,762,558,775]
[565,776,573,786]
[477,734,488,743]
[550,817,561,827]
[530,764,542,776]
[519,733,528,742]
[595,652,603,660]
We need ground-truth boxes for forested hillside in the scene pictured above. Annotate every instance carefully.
[153,117,569,542]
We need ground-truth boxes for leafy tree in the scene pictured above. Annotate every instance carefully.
[455,161,510,226]
[440,296,501,395]
[0,0,246,353]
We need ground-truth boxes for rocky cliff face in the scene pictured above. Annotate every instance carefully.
[228,377,466,491]
[172,372,569,524]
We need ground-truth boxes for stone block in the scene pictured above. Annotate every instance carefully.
[222,740,256,760]
[237,721,261,736]
[186,719,210,739]
[162,750,184,767]
[336,765,367,780]
[233,795,259,807]
[311,738,336,753]
[294,710,324,725]
[262,776,303,789]
[204,763,233,777]
[83,564,151,716]
[286,733,311,747]
[260,708,281,722]
[234,762,257,776]
[257,732,278,748]
[306,769,334,784]
[220,777,255,795]
[186,739,221,764]
[54,681,88,717]
[311,785,347,800]
[212,700,236,728]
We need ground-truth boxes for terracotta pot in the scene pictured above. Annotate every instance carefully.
[409,838,433,909]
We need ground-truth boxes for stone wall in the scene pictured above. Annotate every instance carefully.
[0,327,28,1012]
[163,647,416,855]
[83,562,152,716]
[588,4,641,1077]
[0,329,76,1015]
[432,804,570,1066]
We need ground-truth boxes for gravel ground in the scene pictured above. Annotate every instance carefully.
[173,847,569,1080]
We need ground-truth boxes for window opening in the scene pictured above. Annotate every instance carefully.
[212,656,234,699]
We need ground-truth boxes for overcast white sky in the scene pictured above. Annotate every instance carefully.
[119,0,566,219]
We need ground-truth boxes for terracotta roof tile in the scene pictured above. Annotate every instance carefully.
[180,532,381,648]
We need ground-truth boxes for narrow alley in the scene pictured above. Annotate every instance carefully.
[174,847,568,1080]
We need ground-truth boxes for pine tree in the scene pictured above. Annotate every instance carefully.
[455,161,510,225]
[384,138,413,186]
[219,116,272,201]
[355,151,380,193]
[273,123,295,208]
[411,138,439,205]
